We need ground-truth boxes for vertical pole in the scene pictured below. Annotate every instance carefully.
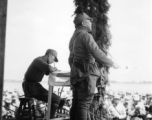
[0,0,8,119]
[47,86,53,120]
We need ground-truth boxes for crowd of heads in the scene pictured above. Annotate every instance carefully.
[2,87,152,120]
[90,85,152,120]
[2,89,21,118]
[2,88,48,118]
[2,88,72,119]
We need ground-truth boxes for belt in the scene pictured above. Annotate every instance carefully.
[74,58,95,64]
[24,78,37,83]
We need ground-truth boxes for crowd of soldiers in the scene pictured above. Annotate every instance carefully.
[88,85,152,120]
[1,87,152,120]
[2,89,20,118]
[2,88,48,118]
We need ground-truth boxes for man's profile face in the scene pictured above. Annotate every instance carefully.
[83,19,92,32]
[47,54,55,64]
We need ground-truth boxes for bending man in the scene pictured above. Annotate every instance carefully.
[22,49,60,118]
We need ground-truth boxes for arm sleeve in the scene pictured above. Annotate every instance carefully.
[34,58,55,72]
[128,105,135,116]
[118,105,127,119]
[109,105,120,117]
[138,103,146,115]
[82,33,114,67]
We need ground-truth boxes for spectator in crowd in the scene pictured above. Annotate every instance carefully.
[2,101,7,117]
[3,95,16,118]
[145,95,152,119]
[140,94,147,105]
[35,100,47,118]
[128,94,146,120]
[124,95,131,118]
[11,93,20,107]
[104,93,120,119]
[66,96,72,110]
[112,94,127,120]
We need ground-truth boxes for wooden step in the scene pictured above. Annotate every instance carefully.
[50,117,70,120]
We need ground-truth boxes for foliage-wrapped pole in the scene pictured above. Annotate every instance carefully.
[73,0,111,51]
[73,0,112,86]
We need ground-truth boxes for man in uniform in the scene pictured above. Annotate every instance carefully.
[128,94,146,120]
[22,49,60,118]
[69,12,119,120]
[112,94,127,120]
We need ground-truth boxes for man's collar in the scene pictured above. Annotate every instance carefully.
[41,56,48,63]
[76,26,88,32]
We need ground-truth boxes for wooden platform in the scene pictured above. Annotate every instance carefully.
[50,117,70,120]
[2,117,70,120]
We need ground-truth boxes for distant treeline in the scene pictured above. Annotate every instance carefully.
[4,79,152,84]
[110,80,152,84]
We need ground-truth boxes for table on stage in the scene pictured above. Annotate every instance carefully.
[47,71,70,120]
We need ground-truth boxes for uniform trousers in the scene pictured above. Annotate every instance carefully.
[22,80,60,118]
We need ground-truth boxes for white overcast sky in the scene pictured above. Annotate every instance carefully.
[4,0,152,82]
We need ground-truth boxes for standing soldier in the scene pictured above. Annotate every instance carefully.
[69,12,119,120]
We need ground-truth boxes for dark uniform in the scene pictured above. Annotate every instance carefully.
[22,50,60,118]
[69,13,115,120]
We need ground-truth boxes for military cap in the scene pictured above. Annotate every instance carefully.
[45,49,58,62]
[73,12,92,26]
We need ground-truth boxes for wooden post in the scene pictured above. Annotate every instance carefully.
[0,0,8,119]
[47,86,53,120]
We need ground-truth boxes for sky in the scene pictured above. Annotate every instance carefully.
[4,0,152,82]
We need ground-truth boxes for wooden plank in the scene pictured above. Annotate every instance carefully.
[50,117,70,120]
[47,86,53,120]
[0,0,8,119]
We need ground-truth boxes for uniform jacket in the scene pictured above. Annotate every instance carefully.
[24,56,55,83]
[69,26,114,67]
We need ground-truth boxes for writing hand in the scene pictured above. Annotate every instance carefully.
[54,67,58,71]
